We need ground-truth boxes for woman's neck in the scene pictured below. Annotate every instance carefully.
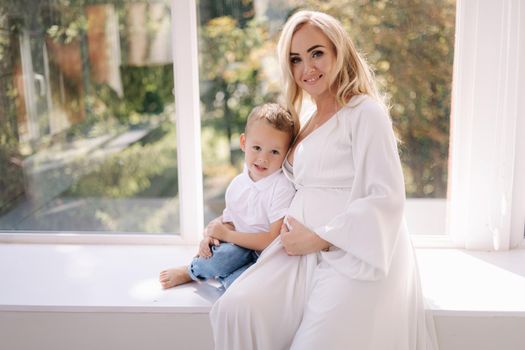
[314,94,339,121]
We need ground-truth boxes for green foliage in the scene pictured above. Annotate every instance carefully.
[60,65,174,141]
[120,64,174,115]
[199,16,280,165]
[66,122,177,198]
[0,5,25,215]
[0,128,25,215]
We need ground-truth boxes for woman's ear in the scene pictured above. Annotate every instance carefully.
[239,133,246,152]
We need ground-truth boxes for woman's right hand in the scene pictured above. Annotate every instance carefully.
[281,216,331,255]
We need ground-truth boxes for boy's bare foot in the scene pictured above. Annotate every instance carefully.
[159,266,193,289]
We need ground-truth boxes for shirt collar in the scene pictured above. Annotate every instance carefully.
[243,164,282,191]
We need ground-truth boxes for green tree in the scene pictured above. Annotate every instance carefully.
[199,16,278,165]
[0,1,26,214]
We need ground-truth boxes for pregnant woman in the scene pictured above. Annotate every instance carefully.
[209,10,438,350]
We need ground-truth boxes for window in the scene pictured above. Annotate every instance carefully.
[0,0,181,236]
[1,0,523,248]
[197,0,456,237]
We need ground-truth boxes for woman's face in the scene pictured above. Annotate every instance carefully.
[289,23,336,102]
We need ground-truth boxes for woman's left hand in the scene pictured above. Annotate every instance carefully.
[281,216,331,256]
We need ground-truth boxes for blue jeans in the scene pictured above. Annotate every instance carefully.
[188,242,258,289]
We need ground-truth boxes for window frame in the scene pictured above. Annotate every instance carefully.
[1,0,523,249]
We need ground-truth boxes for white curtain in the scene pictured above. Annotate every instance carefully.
[448,0,525,251]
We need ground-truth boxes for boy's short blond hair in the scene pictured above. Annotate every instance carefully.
[245,103,296,144]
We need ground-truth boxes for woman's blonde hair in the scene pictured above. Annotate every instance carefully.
[277,10,382,123]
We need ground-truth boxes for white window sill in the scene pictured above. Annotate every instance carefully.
[1,243,525,317]
[0,244,221,313]
[416,248,525,317]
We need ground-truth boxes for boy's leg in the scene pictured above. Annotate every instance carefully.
[189,243,257,283]
[218,260,257,289]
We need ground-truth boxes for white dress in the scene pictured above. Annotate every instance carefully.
[210,95,438,350]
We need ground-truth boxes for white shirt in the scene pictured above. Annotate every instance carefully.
[222,167,296,234]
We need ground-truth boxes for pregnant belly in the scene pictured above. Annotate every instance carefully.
[288,188,350,229]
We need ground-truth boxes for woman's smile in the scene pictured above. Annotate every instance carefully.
[303,73,323,84]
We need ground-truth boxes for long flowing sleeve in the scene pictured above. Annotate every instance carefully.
[315,99,406,281]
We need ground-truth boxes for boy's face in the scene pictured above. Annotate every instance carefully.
[240,120,291,182]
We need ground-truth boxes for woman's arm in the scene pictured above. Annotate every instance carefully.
[312,100,406,280]
[207,218,283,251]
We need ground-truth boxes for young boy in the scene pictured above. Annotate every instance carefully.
[159,103,296,290]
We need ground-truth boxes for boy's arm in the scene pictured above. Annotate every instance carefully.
[207,218,283,251]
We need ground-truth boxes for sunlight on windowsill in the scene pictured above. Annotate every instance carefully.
[1,243,525,317]
[416,249,525,316]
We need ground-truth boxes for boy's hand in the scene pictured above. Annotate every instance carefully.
[207,221,231,241]
[203,217,220,237]
[203,218,233,237]
[198,236,219,258]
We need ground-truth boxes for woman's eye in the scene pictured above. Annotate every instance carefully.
[290,56,301,64]
[312,50,324,58]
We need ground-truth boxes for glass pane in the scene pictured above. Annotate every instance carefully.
[0,1,179,234]
[198,0,455,235]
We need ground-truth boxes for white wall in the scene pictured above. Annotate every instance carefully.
[0,311,213,350]
[3,310,525,350]
[435,316,525,350]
